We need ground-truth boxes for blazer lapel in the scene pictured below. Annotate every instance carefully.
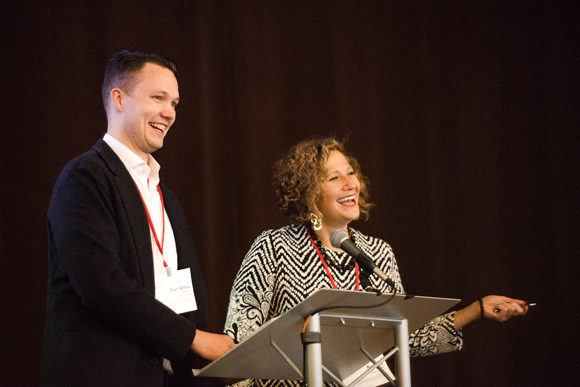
[93,139,156,293]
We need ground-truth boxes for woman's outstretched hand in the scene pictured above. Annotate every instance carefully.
[454,295,531,330]
[480,295,530,322]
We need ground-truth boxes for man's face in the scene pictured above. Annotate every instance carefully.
[119,62,180,160]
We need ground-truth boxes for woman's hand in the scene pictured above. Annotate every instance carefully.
[454,295,530,330]
[480,295,529,322]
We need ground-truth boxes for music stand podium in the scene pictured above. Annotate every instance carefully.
[197,289,459,387]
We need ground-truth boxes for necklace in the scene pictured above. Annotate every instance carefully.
[305,225,360,291]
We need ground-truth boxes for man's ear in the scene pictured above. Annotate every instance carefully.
[110,88,125,112]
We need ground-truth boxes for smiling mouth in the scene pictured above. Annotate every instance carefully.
[149,122,167,132]
[337,195,356,204]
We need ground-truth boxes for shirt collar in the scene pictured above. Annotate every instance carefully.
[103,133,161,186]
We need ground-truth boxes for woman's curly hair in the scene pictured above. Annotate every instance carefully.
[273,137,373,224]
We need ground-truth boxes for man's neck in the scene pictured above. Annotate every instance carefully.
[105,131,150,163]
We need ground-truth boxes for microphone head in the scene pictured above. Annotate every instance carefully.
[330,229,349,248]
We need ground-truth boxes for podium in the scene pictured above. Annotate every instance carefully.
[197,289,459,387]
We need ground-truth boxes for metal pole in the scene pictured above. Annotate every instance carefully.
[394,318,411,387]
[302,313,323,387]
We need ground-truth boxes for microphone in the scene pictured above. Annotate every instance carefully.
[330,229,397,290]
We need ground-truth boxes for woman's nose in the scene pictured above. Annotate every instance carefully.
[343,175,357,189]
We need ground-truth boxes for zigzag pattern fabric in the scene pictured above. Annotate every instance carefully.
[225,224,463,387]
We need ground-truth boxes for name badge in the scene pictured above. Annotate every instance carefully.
[155,268,198,314]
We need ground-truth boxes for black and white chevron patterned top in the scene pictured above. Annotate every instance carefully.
[224,224,463,387]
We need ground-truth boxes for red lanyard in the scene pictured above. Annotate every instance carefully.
[135,184,170,274]
[306,227,360,291]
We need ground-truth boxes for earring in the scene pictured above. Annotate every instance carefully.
[310,212,323,231]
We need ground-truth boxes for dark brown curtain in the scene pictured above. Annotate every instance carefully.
[2,1,578,386]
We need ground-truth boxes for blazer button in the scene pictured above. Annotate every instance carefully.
[150,357,160,365]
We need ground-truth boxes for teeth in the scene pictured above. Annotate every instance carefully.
[337,195,355,203]
[150,122,166,131]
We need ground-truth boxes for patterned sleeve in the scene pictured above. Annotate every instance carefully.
[408,312,463,357]
[224,230,277,343]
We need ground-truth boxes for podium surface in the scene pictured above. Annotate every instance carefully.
[197,289,459,383]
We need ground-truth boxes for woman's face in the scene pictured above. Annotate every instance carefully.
[317,150,361,230]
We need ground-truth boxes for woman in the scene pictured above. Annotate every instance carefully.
[224,137,528,386]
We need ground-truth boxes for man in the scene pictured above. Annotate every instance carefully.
[43,50,234,387]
